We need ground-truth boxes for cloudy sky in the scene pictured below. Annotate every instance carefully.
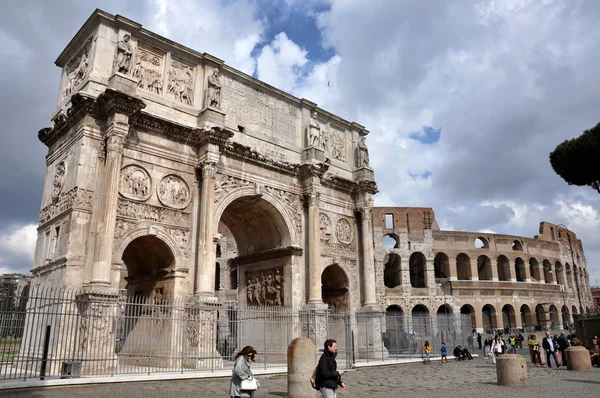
[1,0,599,284]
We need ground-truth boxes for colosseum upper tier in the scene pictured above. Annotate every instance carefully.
[373,207,594,332]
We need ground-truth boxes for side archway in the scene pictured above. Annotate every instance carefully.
[321,264,349,311]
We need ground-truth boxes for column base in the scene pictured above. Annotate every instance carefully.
[356,305,389,360]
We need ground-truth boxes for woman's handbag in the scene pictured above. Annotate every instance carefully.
[241,376,259,391]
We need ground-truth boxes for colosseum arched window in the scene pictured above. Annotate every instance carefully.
[409,252,427,288]
[475,236,489,249]
[477,255,492,281]
[514,257,527,282]
[512,240,523,251]
[434,252,450,279]
[520,304,534,328]
[502,304,516,329]
[482,304,497,331]
[382,234,399,249]
[456,253,471,280]
[497,255,510,281]
[542,260,552,283]
[529,257,540,281]
[384,253,401,288]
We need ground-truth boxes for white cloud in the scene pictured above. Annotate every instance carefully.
[0,224,37,273]
[256,32,308,92]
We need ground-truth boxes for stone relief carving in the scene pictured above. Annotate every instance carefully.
[133,47,164,94]
[206,68,222,109]
[52,161,66,199]
[307,111,323,149]
[335,217,354,244]
[119,164,152,201]
[321,241,356,258]
[165,227,192,259]
[114,219,136,240]
[116,34,134,75]
[158,174,191,209]
[356,136,370,168]
[214,174,251,203]
[117,199,192,228]
[64,37,92,97]
[267,186,303,236]
[326,128,347,162]
[246,268,284,306]
[167,60,194,106]
[39,187,94,224]
[319,213,332,241]
[221,76,299,145]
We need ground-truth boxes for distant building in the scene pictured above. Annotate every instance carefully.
[0,273,31,297]
[0,274,31,338]
[592,286,600,308]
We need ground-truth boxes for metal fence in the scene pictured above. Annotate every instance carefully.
[1,286,474,382]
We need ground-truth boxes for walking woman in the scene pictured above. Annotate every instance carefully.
[230,346,259,398]
[490,335,504,364]
[528,334,543,366]
[422,341,432,364]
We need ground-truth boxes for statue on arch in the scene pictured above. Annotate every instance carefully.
[207,68,222,109]
[307,111,321,148]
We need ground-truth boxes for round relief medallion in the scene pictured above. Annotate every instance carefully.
[158,174,191,209]
[335,217,354,244]
[119,164,152,201]
[319,213,332,241]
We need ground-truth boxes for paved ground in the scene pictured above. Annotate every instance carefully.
[3,350,599,398]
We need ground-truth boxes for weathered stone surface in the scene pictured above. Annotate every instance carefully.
[496,354,528,386]
[565,346,592,372]
[287,338,318,398]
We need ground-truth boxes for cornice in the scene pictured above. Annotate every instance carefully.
[298,162,329,179]
[38,93,99,147]
[221,141,302,176]
[97,88,146,117]
[233,246,303,266]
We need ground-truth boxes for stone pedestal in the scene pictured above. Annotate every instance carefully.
[288,338,318,398]
[356,306,389,360]
[302,146,325,162]
[198,106,225,126]
[566,346,592,371]
[496,354,528,386]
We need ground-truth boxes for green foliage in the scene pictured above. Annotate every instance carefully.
[549,122,600,193]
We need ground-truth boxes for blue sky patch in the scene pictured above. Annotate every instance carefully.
[409,126,441,144]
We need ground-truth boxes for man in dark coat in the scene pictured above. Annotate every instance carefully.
[557,332,570,366]
[316,339,345,398]
[542,331,561,368]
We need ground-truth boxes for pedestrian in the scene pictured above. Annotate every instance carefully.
[229,346,259,398]
[593,335,599,353]
[477,333,482,350]
[557,332,570,366]
[508,334,517,354]
[570,333,583,346]
[517,333,524,349]
[528,334,543,366]
[490,335,504,364]
[316,339,345,398]
[542,331,561,368]
[440,342,449,364]
[422,340,432,364]
[467,335,473,350]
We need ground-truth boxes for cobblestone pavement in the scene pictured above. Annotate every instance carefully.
[3,350,599,398]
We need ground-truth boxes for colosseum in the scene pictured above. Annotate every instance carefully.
[371,207,594,333]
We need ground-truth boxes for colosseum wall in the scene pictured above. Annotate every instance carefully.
[373,207,594,332]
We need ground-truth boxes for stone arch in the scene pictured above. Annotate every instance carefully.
[475,236,489,249]
[460,304,477,330]
[434,252,450,279]
[321,263,349,311]
[437,304,453,315]
[520,304,534,329]
[382,233,399,249]
[512,240,523,251]
[456,253,471,280]
[529,257,540,281]
[555,261,564,284]
[383,253,401,288]
[565,263,573,289]
[384,305,404,355]
[411,304,430,334]
[535,304,546,327]
[409,252,427,288]
[497,255,510,281]
[548,305,560,328]
[215,262,221,291]
[214,187,297,249]
[501,304,517,329]
[482,304,498,331]
[572,305,578,315]
[561,305,570,329]
[515,257,527,282]
[542,260,553,284]
[477,255,492,281]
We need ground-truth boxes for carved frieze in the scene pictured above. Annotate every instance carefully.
[214,174,251,203]
[64,37,92,97]
[52,161,66,199]
[158,174,191,209]
[117,199,192,228]
[246,267,284,306]
[114,219,136,240]
[325,127,347,163]
[167,59,195,106]
[133,46,164,95]
[39,187,94,224]
[119,164,152,201]
[165,227,192,259]
[319,213,332,241]
[321,241,356,258]
[335,217,354,245]
[266,186,303,236]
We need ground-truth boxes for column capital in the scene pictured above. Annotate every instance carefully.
[197,161,218,179]
[357,206,372,221]
[307,190,320,207]
[105,132,126,154]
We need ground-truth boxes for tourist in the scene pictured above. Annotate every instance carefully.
[517,332,524,349]
[316,339,345,398]
[440,343,449,364]
[557,332,570,366]
[467,334,474,349]
[542,331,561,368]
[593,335,599,353]
[462,345,473,360]
[508,334,517,354]
[422,341,432,364]
[570,333,583,346]
[491,335,504,364]
[528,334,543,366]
[477,333,482,350]
[453,345,464,360]
[229,346,259,398]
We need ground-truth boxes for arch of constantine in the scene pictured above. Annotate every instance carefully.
[20,9,593,378]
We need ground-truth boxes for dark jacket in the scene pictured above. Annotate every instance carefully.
[557,335,570,350]
[542,337,557,352]
[316,350,341,390]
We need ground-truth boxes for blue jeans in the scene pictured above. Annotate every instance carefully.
[510,345,517,354]
[320,387,336,398]
[546,350,560,367]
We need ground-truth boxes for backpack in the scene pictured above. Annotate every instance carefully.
[310,365,319,390]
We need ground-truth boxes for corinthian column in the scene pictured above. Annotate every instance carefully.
[307,190,322,304]
[359,206,377,306]
[195,162,218,296]
[90,113,129,287]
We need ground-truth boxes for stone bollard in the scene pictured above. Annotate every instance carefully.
[288,338,318,398]
[565,346,592,372]
[496,354,528,386]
